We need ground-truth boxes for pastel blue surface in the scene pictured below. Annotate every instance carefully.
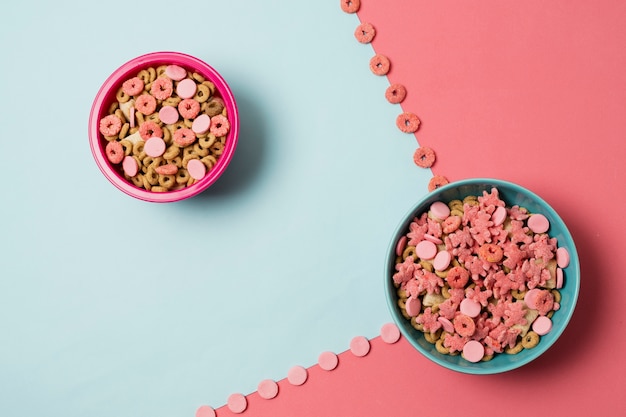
[0,1,432,416]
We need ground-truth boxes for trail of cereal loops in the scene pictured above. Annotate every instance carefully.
[194,323,402,416]
[347,0,449,192]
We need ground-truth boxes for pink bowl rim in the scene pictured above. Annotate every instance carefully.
[88,51,239,203]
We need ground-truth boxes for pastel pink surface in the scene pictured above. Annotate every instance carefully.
[355,0,626,415]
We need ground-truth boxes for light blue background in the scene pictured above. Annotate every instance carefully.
[0,1,432,416]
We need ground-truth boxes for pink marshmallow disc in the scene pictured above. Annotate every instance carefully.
[532,315,553,336]
[433,250,451,271]
[460,298,482,318]
[423,233,443,245]
[380,322,401,344]
[395,235,408,257]
[318,351,339,371]
[187,158,207,180]
[438,316,455,333]
[556,267,564,289]
[430,201,450,220]
[122,155,138,177]
[415,240,437,260]
[524,288,542,310]
[491,205,507,226]
[176,78,197,99]
[556,247,570,268]
[144,136,166,157]
[192,113,211,134]
[226,393,247,414]
[195,406,216,417]
[159,105,179,125]
[350,336,371,357]
[528,213,550,234]
[165,64,187,81]
[287,365,308,386]
[463,340,485,363]
[405,296,421,317]
[257,379,279,399]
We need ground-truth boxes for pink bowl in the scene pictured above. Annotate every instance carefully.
[89,51,239,202]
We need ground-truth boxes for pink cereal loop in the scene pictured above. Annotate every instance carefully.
[354,22,375,43]
[173,127,196,147]
[413,146,436,168]
[396,112,420,133]
[369,54,391,76]
[210,114,230,137]
[122,76,144,96]
[340,0,360,13]
[99,114,122,136]
[178,98,201,120]
[105,141,124,164]
[150,76,174,100]
[135,93,157,115]
[385,83,407,104]
[138,121,163,140]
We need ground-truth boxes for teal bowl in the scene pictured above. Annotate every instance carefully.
[385,178,580,374]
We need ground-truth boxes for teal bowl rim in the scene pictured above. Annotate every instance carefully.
[384,178,580,374]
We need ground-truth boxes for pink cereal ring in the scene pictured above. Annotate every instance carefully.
[413,147,436,168]
[369,54,390,76]
[340,0,360,13]
[396,112,421,133]
[176,78,197,99]
[428,175,449,192]
[135,94,157,115]
[446,266,469,289]
[155,163,179,175]
[105,140,125,164]
[534,290,555,316]
[122,76,145,96]
[173,128,197,147]
[453,314,476,337]
[138,121,163,140]
[210,114,230,137]
[165,64,187,81]
[354,22,375,43]
[385,83,407,104]
[99,114,122,136]
[442,215,462,234]
[178,98,201,120]
[150,76,174,100]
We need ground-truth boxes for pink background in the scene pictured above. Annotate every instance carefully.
[214,1,626,415]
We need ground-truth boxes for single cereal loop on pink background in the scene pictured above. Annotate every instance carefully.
[527,213,550,234]
[340,0,360,13]
[556,247,570,268]
[415,240,437,260]
[178,98,201,119]
[195,405,216,417]
[556,267,564,289]
[122,155,138,177]
[428,175,449,191]
[138,120,163,140]
[385,83,407,104]
[135,93,157,115]
[369,54,390,75]
[176,78,197,99]
[396,112,420,133]
[173,128,197,147]
[318,351,339,371]
[532,315,553,336]
[227,393,247,414]
[187,158,207,180]
[122,76,144,96]
[460,298,482,318]
[144,137,166,157]
[99,114,122,136]
[405,296,421,317]
[105,141,124,164]
[430,201,450,220]
[287,365,308,386]
[165,64,187,81]
[257,379,279,400]
[150,77,174,100]
[354,22,375,43]
[413,146,436,168]
[210,114,230,137]
[192,114,211,134]
[159,105,179,125]
[395,235,408,257]
[380,323,401,344]
[491,205,507,227]
[350,336,371,357]
[463,340,485,363]
[433,250,452,271]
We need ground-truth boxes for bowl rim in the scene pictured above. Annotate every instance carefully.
[88,51,239,203]
[384,177,580,374]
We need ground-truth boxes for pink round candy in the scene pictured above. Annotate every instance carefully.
[257,379,279,399]
[437,317,455,333]
[433,250,451,271]
[532,315,553,336]
[491,206,507,226]
[227,393,247,414]
[192,114,211,134]
[405,296,421,317]
[349,336,370,357]
[395,235,408,257]
[423,233,443,245]
[556,247,570,268]
[556,267,564,289]
[380,323,401,344]
[144,136,166,157]
[460,298,482,317]
[187,159,207,180]
[159,105,179,125]
[318,351,339,371]
[176,78,197,99]
[528,213,550,234]
[430,201,450,220]
[165,64,187,81]
[524,288,542,310]
[122,155,138,177]
[463,340,485,363]
[195,406,216,417]
[415,240,437,260]
[287,365,308,386]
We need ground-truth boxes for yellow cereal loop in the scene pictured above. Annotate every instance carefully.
[119,139,133,156]
[450,208,464,217]
[193,143,209,157]
[424,329,441,344]
[146,112,161,125]
[419,260,434,272]
[481,354,494,362]
[551,289,562,303]
[194,83,211,103]
[162,125,172,145]
[104,135,118,142]
[182,154,200,169]
[163,96,182,107]
[119,123,130,139]
[147,67,157,82]
[511,289,526,300]
[137,69,150,84]
[183,118,193,129]
[156,65,167,77]
[175,168,190,184]
[210,141,224,156]
[135,111,145,125]
[198,133,217,149]
[141,174,152,191]
[505,340,524,354]
[158,174,176,189]
[163,145,180,160]
[191,72,205,83]
[201,80,216,95]
[204,99,224,117]
[169,156,183,168]
[183,146,197,158]
[132,140,146,156]
[109,102,120,114]
[201,155,217,170]
[116,87,130,103]
[130,173,144,188]
[150,186,168,193]
[435,338,450,355]
[521,331,540,349]
[397,298,406,310]
[410,316,423,332]
[145,166,159,185]
[402,246,416,261]
[114,108,127,123]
